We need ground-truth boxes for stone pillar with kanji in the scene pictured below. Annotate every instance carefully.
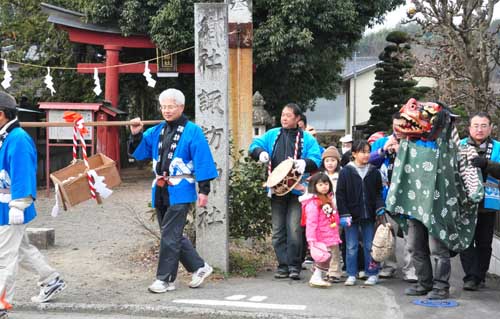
[194,3,229,272]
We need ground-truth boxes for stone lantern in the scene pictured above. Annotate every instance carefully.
[252,91,274,136]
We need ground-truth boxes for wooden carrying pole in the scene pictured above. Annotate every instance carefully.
[20,120,163,128]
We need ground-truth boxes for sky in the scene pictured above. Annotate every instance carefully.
[366,1,500,34]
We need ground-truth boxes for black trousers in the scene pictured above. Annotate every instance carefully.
[156,203,204,282]
[459,212,497,284]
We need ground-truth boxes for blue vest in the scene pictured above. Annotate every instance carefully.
[133,121,218,206]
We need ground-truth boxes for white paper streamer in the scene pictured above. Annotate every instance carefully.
[1,60,12,89]
[51,183,61,217]
[143,61,156,88]
[44,67,56,96]
[93,67,102,96]
[88,170,113,198]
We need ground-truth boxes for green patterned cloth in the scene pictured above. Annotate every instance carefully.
[386,125,484,252]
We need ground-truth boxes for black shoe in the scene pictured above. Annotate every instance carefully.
[274,270,289,279]
[0,309,8,319]
[426,288,450,300]
[405,284,432,296]
[289,270,301,280]
[463,280,480,291]
[326,275,341,283]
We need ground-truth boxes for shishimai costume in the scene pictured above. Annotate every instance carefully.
[0,101,65,315]
[385,98,484,297]
[130,114,218,284]
[249,127,321,277]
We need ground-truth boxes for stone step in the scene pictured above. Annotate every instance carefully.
[27,227,55,250]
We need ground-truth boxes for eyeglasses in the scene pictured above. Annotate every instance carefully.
[160,104,180,111]
[470,124,490,131]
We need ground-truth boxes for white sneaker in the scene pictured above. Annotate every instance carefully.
[379,267,396,278]
[403,273,418,283]
[148,280,175,293]
[364,275,378,286]
[344,276,356,286]
[309,269,331,288]
[189,263,213,288]
[31,275,66,303]
[357,271,367,279]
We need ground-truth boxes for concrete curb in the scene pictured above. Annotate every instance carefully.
[14,302,319,319]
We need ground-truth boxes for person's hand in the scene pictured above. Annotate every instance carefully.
[383,136,399,154]
[8,207,24,225]
[197,193,208,208]
[340,216,352,227]
[129,117,144,135]
[294,159,306,174]
[471,156,488,169]
[259,151,270,163]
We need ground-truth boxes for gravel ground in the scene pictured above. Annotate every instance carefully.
[14,167,199,305]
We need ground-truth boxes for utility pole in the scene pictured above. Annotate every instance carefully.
[352,51,357,134]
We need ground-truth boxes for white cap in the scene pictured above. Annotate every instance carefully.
[339,134,353,143]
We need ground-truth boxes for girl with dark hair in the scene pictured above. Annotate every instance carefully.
[336,140,385,286]
[300,172,342,288]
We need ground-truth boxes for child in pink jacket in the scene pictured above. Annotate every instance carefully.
[300,172,342,288]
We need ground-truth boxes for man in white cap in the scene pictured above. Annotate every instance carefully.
[339,134,353,167]
[0,92,66,319]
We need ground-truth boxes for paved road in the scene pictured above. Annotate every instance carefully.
[8,172,500,318]
[8,312,173,319]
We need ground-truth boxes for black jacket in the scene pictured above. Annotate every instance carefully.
[336,163,384,222]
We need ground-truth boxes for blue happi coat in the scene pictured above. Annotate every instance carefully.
[249,127,321,196]
[132,121,218,206]
[0,127,37,226]
[460,137,500,210]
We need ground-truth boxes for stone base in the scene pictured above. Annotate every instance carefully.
[26,227,55,250]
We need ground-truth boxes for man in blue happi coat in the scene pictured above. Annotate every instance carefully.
[249,103,321,280]
[0,92,66,319]
[129,88,218,293]
[459,112,500,291]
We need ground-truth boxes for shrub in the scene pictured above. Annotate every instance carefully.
[229,150,271,240]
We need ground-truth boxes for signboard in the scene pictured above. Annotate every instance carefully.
[156,49,178,77]
[47,110,93,140]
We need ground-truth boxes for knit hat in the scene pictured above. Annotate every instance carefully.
[322,146,341,162]
[368,131,385,144]
[0,92,17,110]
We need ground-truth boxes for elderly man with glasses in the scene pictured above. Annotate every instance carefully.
[128,88,218,293]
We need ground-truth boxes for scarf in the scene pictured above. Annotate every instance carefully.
[0,117,20,149]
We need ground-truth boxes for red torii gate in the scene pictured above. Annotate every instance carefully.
[42,3,194,167]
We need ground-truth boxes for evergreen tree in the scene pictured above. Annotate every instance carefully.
[367,31,429,134]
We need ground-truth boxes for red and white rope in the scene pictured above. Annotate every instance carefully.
[72,118,97,201]
[72,124,78,161]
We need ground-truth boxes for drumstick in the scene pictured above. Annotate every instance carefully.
[20,120,163,128]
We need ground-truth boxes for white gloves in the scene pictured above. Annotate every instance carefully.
[8,207,24,225]
[8,196,32,225]
[259,151,270,163]
[294,159,306,174]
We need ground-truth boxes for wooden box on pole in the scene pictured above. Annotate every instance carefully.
[50,153,121,209]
